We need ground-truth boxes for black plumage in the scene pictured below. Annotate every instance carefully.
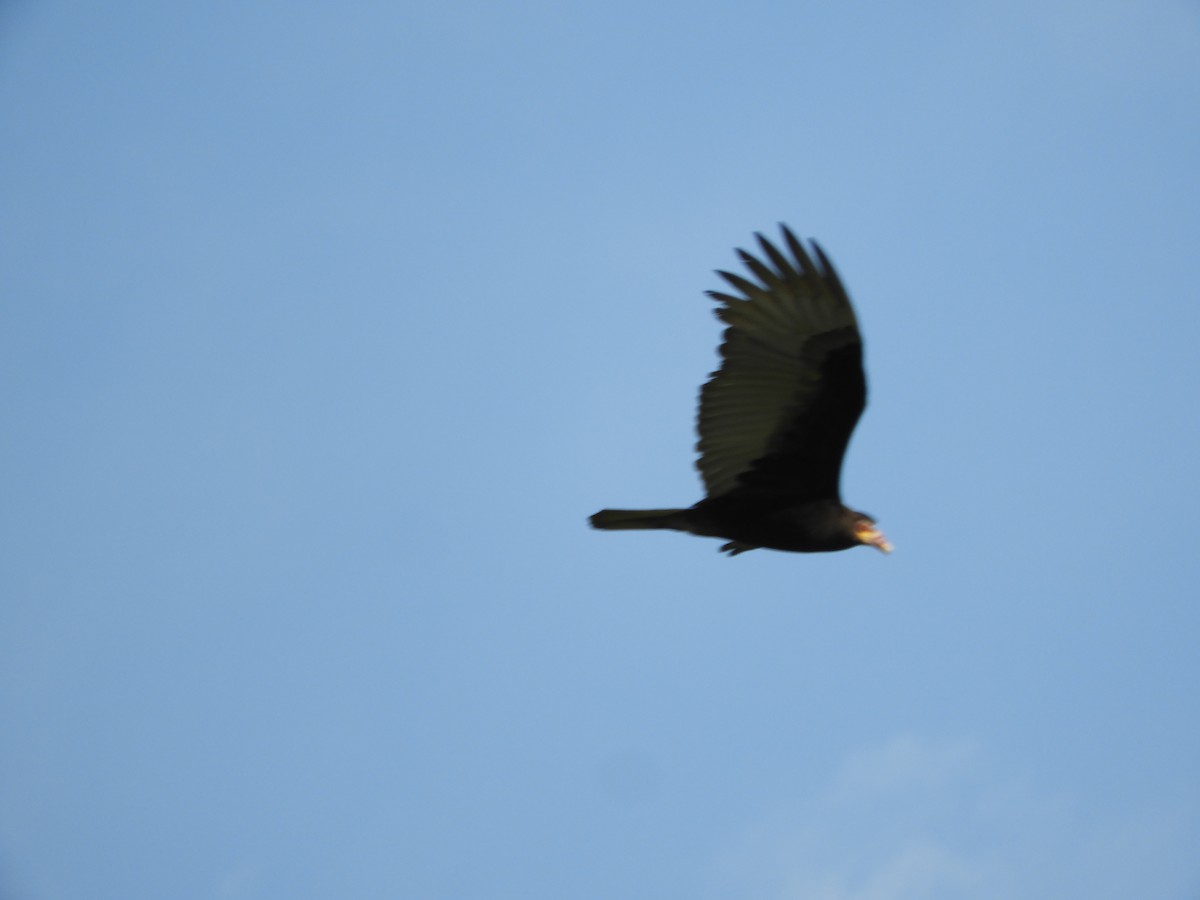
[589,225,890,556]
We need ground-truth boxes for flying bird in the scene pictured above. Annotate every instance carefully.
[590,225,890,556]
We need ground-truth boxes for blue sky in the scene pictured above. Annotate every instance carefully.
[2,1,1199,898]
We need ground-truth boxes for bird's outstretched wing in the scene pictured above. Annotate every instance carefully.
[696,226,866,501]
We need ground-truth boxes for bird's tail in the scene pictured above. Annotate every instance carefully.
[589,508,688,531]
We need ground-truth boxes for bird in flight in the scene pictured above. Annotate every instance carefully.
[590,225,890,556]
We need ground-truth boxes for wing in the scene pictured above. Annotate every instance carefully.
[696,226,866,501]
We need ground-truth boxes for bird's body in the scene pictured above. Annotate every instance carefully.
[589,226,890,556]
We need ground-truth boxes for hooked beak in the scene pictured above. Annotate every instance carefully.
[856,525,893,554]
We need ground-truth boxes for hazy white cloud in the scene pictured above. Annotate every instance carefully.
[713,734,1199,900]
[781,839,981,900]
[215,859,263,899]
[829,734,979,803]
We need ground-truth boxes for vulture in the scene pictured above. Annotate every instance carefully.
[589,225,890,556]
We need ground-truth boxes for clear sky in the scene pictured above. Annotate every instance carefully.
[2,1,1199,898]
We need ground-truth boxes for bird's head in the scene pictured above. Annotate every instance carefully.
[851,513,892,554]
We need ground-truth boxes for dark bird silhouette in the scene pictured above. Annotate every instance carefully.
[590,225,890,556]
